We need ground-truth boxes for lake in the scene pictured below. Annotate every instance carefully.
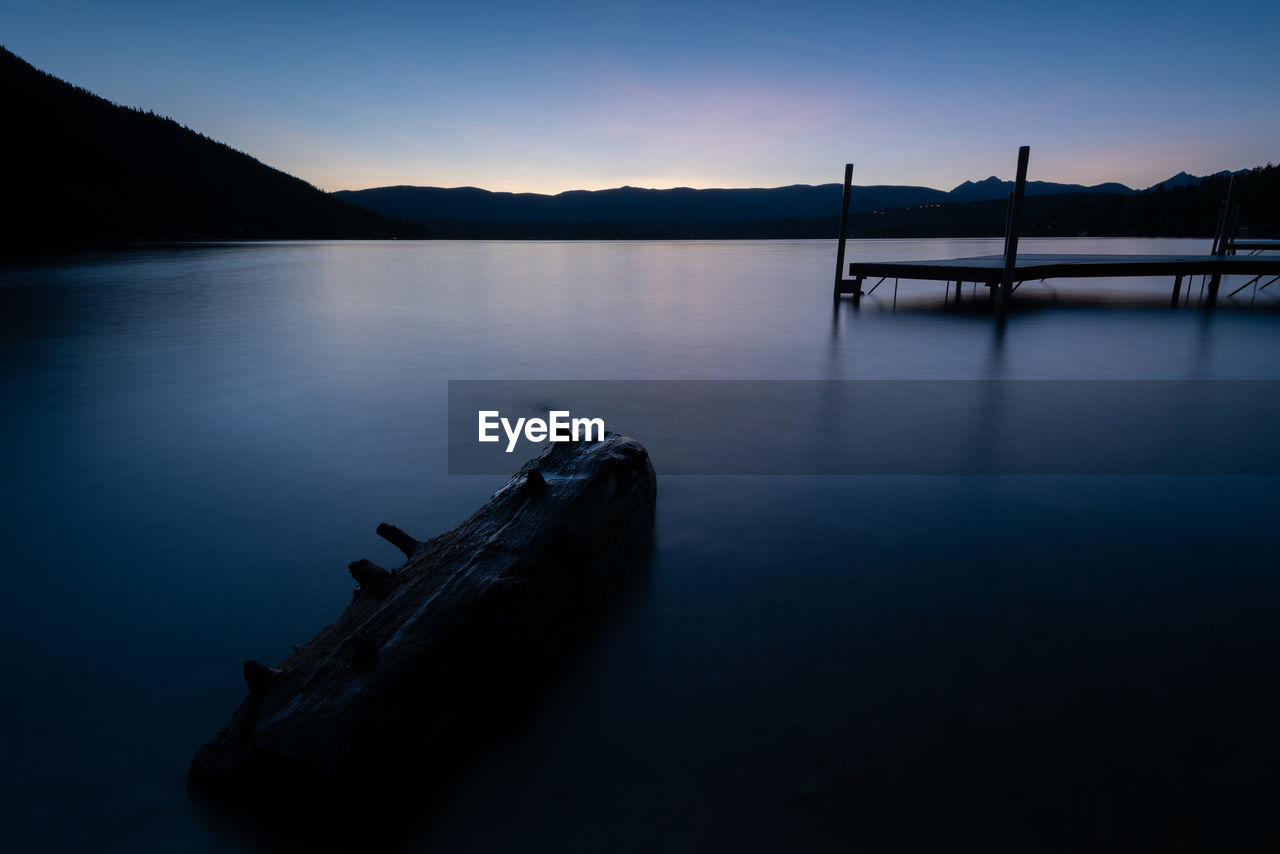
[2,238,1279,851]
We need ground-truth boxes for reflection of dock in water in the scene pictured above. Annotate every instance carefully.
[833,147,1280,309]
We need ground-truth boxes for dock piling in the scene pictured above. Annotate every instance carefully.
[1211,177,1238,257]
[998,146,1030,310]
[834,163,853,298]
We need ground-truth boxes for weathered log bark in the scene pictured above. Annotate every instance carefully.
[189,433,656,802]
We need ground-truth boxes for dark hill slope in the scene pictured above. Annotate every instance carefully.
[0,46,423,252]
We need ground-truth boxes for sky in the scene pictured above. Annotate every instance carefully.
[3,0,1279,194]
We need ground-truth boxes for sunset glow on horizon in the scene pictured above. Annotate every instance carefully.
[3,0,1278,195]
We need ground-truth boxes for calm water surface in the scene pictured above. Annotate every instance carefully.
[2,239,1278,852]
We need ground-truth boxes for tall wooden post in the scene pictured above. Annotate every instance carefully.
[1211,175,1237,257]
[1210,202,1226,257]
[1207,175,1237,304]
[997,146,1030,310]
[1002,192,1014,258]
[834,163,853,297]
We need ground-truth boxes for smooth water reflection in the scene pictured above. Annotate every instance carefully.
[1,240,1278,852]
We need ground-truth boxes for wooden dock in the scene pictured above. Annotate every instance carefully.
[833,148,1280,308]
[1231,239,1280,253]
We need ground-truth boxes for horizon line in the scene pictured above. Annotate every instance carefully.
[326,168,1253,197]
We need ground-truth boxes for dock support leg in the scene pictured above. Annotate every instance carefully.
[833,163,853,297]
[1204,175,1236,308]
[1211,176,1239,256]
[997,146,1030,313]
[1207,273,1221,306]
[853,276,864,305]
[954,280,963,304]
[1171,274,1183,307]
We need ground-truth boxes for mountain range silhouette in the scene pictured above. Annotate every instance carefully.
[337,177,1140,225]
[333,170,1260,231]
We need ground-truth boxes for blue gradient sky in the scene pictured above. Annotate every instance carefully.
[4,1,1278,193]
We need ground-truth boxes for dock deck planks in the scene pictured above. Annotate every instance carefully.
[844,253,1280,288]
[1230,239,1280,252]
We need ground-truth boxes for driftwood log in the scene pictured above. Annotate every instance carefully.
[190,433,656,803]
